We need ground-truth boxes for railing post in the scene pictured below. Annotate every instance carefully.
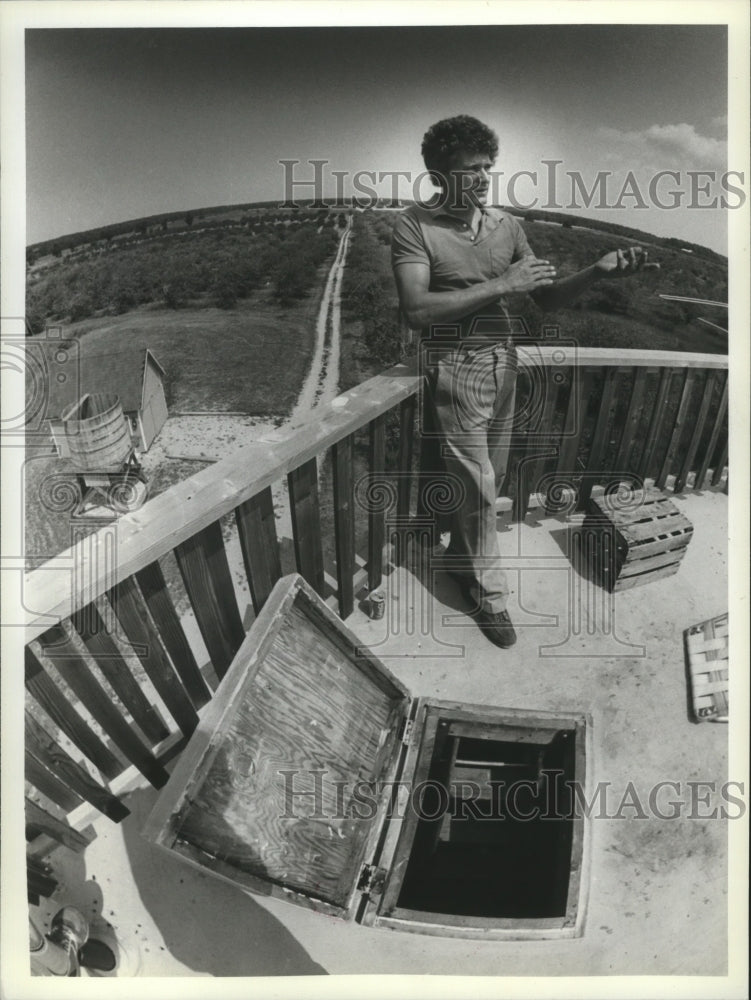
[107,577,200,736]
[367,414,387,593]
[578,368,619,509]
[711,437,728,487]
[31,625,170,787]
[545,368,591,514]
[513,363,563,521]
[332,434,356,618]
[656,370,697,489]
[25,646,122,781]
[25,710,130,822]
[135,561,212,707]
[637,368,673,481]
[397,396,416,521]
[523,365,565,514]
[695,374,728,490]
[288,457,326,596]
[416,385,444,546]
[613,367,650,476]
[174,521,246,680]
[674,371,717,493]
[392,395,417,565]
[235,486,283,616]
[71,601,171,742]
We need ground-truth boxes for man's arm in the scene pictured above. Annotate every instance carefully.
[394,256,558,328]
[531,246,659,311]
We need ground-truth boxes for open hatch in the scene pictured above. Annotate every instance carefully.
[144,574,591,939]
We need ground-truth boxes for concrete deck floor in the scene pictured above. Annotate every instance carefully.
[29,489,731,979]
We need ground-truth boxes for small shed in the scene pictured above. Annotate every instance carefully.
[48,348,167,457]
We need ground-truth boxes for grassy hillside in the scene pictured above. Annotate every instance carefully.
[48,300,318,416]
[26,210,346,333]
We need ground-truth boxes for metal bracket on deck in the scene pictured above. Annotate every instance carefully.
[399,717,414,747]
[357,863,387,897]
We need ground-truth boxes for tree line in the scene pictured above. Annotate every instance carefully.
[341,212,409,367]
[26,219,342,332]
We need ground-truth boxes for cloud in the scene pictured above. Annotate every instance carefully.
[596,122,727,170]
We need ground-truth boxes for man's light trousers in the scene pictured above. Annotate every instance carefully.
[425,341,517,614]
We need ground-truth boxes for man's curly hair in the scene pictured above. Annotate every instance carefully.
[421,115,499,185]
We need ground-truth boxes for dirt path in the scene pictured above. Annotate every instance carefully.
[288,216,351,423]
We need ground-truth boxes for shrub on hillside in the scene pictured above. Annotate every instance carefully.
[274,252,316,303]
[68,292,95,322]
[162,266,191,308]
[25,303,47,336]
[107,272,141,314]
[369,312,404,366]
[212,274,238,309]
[589,284,633,316]
[343,211,409,369]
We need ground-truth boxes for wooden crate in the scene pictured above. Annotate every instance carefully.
[684,613,728,723]
[582,487,693,592]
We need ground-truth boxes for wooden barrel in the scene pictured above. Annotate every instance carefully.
[61,393,132,472]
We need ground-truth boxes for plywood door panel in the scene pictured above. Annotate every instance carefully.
[147,576,410,916]
[172,601,405,909]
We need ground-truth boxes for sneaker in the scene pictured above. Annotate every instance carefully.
[475,608,517,648]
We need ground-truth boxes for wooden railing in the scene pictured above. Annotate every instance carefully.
[498,346,728,520]
[22,347,728,859]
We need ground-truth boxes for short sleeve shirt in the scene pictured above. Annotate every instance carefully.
[391,203,533,339]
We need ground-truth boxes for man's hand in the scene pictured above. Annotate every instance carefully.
[500,254,558,294]
[595,246,660,279]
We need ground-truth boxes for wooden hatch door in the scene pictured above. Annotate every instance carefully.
[143,574,412,920]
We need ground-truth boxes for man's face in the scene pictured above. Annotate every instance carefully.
[444,148,495,210]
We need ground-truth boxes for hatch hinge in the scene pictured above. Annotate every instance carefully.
[357,863,387,897]
[399,717,414,746]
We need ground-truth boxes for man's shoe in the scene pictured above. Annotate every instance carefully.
[475,608,517,648]
[446,569,517,647]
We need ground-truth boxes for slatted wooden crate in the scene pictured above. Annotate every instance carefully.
[684,613,728,723]
[582,486,693,592]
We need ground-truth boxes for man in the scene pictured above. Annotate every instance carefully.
[392,114,654,649]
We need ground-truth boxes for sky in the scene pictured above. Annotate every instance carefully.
[24,24,732,251]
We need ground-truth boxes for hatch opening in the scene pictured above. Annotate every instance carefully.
[395,722,579,919]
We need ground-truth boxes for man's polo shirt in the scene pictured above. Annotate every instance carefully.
[391,202,533,340]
